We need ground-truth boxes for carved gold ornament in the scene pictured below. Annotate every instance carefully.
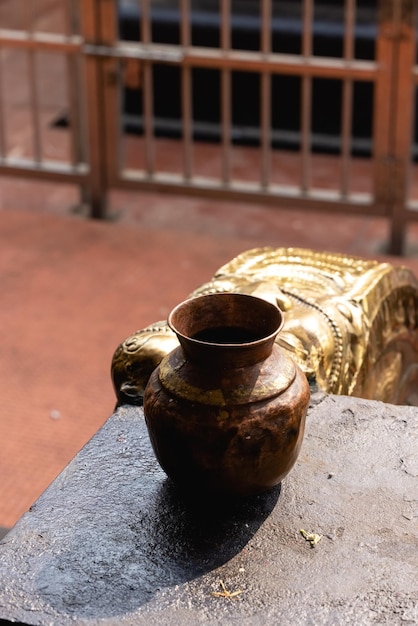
[111,247,418,406]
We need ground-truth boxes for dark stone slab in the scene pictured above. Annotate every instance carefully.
[0,393,417,625]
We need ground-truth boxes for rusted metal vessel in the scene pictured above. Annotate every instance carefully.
[143,292,310,497]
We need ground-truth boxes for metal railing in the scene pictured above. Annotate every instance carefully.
[0,0,417,254]
[0,1,88,185]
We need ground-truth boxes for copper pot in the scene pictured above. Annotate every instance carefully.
[143,292,310,497]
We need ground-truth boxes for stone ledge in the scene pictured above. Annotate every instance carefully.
[0,393,417,625]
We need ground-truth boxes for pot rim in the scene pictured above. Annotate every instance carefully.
[167,291,284,349]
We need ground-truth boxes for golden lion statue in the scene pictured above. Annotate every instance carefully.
[112,247,418,407]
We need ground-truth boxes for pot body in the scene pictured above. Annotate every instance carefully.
[143,293,310,497]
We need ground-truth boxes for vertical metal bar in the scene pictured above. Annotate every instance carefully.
[141,0,154,176]
[221,0,231,184]
[65,0,80,36]
[261,0,272,189]
[300,78,312,193]
[341,80,353,198]
[261,0,272,54]
[100,0,122,185]
[140,0,151,44]
[27,56,42,162]
[341,0,356,197]
[180,0,190,47]
[373,0,395,209]
[65,0,84,166]
[388,0,415,254]
[221,0,231,51]
[66,1,89,206]
[25,0,42,163]
[66,56,83,166]
[65,0,72,36]
[0,48,6,157]
[142,63,154,176]
[181,0,192,180]
[260,72,271,189]
[301,0,313,192]
[28,0,36,28]
[301,1,313,60]
[81,0,108,218]
[343,0,355,61]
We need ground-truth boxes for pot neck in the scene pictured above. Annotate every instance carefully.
[176,333,278,369]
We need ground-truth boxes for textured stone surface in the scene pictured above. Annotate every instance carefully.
[0,393,417,625]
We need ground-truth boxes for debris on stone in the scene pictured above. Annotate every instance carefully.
[211,580,244,599]
[300,528,323,547]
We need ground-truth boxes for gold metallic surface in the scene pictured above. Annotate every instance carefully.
[111,247,418,406]
[111,322,179,405]
[159,342,296,406]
